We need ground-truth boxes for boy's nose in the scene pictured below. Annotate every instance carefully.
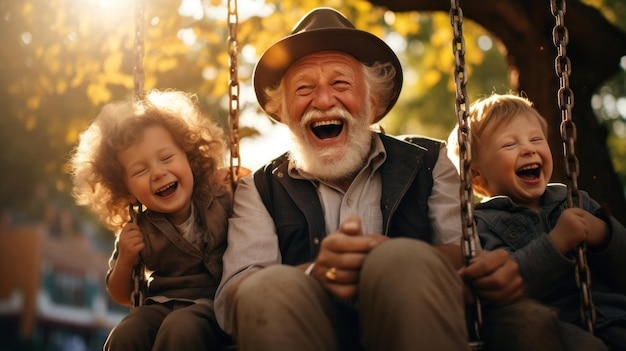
[520,144,537,156]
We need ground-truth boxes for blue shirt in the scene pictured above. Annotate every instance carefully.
[475,184,626,326]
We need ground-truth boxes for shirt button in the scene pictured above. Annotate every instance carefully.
[313,237,320,245]
[346,198,353,206]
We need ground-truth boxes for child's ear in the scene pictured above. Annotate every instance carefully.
[470,167,487,194]
[127,194,139,205]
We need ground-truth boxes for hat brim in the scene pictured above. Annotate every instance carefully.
[253,28,403,123]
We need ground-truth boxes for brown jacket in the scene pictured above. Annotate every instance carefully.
[107,190,231,301]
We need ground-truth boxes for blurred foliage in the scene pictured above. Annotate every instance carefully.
[581,0,626,189]
[583,0,626,32]
[0,0,624,233]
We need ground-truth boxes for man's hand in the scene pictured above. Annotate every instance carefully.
[459,249,525,307]
[308,215,387,300]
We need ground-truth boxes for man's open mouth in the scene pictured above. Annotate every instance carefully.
[310,119,344,139]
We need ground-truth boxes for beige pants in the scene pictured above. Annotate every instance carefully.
[233,238,468,351]
[232,238,566,351]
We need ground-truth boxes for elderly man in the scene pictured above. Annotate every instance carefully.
[215,7,563,351]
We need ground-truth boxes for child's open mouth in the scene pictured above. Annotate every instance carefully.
[155,182,178,197]
[516,164,541,180]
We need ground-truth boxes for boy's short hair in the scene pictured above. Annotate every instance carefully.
[447,93,549,194]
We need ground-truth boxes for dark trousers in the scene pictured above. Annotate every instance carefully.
[104,301,228,350]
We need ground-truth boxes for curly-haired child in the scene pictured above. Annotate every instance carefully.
[69,90,232,350]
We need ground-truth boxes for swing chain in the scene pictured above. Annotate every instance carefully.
[551,0,596,333]
[450,1,483,348]
[128,204,145,310]
[228,0,242,186]
[130,0,146,311]
[133,0,145,103]
[130,262,145,310]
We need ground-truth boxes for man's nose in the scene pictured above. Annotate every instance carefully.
[311,85,335,110]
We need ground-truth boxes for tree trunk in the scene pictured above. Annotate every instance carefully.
[368,0,626,223]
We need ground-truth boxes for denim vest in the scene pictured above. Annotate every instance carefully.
[253,133,441,265]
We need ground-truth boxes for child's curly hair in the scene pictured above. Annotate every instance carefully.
[69,90,226,232]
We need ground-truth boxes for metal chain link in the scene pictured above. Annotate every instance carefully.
[550,0,596,334]
[228,0,241,188]
[133,0,145,103]
[128,204,145,310]
[130,0,146,310]
[449,1,483,348]
[130,262,145,310]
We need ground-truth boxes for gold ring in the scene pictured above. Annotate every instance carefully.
[325,267,337,281]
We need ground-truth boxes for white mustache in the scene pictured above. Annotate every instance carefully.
[300,107,354,126]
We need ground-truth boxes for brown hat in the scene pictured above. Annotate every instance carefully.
[253,7,403,123]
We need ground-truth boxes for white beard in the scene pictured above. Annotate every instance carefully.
[287,106,373,182]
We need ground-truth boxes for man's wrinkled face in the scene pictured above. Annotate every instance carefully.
[282,51,376,181]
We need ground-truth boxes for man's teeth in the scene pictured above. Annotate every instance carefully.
[312,119,342,128]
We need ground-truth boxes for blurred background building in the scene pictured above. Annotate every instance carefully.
[0,205,125,351]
